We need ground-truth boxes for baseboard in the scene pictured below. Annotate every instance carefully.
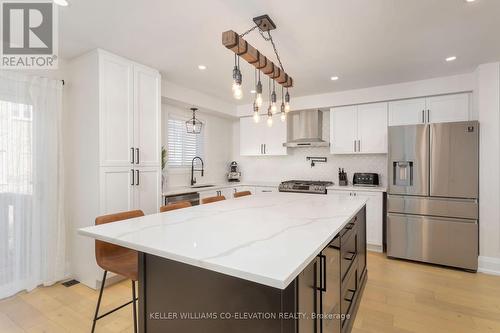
[367,243,383,253]
[478,256,500,275]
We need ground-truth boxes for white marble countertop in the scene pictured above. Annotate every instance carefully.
[327,185,387,192]
[163,181,279,196]
[79,193,366,289]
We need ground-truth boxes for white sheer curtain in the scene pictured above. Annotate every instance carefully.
[0,72,66,299]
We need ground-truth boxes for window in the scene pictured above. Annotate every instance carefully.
[0,100,33,193]
[167,115,204,168]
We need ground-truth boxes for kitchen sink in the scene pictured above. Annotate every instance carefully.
[190,184,216,188]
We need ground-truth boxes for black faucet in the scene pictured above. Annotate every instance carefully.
[191,156,204,186]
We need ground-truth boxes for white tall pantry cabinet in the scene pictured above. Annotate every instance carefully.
[67,49,161,289]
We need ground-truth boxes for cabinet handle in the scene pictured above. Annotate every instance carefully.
[130,148,134,164]
[353,140,356,152]
[260,144,263,154]
[344,289,355,303]
[264,144,266,154]
[136,170,139,186]
[358,140,361,152]
[427,109,430,123]
[130,169,134,185]
[344,251,356,261]
[135,148,140,164]
[316,254,327,292]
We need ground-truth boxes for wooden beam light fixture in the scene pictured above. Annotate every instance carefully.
[222,14,293,126]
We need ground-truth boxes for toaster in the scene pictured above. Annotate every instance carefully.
[353,173,379,187]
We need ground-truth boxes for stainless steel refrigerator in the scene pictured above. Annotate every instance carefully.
[387,121,479,271]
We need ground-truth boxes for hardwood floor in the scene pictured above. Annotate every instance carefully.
[1,252,500,332]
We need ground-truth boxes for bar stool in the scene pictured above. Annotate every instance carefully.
[92,210,144,333]
[234,191,251,198]
[201,195,226,204]
[160,200,191,212]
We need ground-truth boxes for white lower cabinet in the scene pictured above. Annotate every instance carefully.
[99,167,160,215]
[328,189,384,251]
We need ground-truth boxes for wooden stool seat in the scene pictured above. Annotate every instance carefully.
[92,209,144,333]
[202,195,226,204]
[160,200,192,212]
[234,191,251,198]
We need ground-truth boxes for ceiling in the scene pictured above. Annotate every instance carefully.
[60,0,500,105]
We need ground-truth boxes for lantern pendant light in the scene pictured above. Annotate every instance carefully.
[186,108,203,134]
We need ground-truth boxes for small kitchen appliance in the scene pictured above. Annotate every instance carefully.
[353,173,379,187]
[278,180,333,194]
[227,161,241,182]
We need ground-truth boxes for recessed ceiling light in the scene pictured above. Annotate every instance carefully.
[446,56,457,62]
[330,76,339,81]
[465,0,476,2]
[198,65,207,70]
[250,90,256,94]
[53,0,68,6]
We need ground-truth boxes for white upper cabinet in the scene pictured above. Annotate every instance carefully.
[240,116,264,156]
[263,114,287,155]
[330,105,357,154]
[99,52,161,167]
[426,93,470,124]
[133,65,161,166]
[99,53,134,166]
[388,98,426,126]
[388,93,470,126]
[357,103,388,154]
[240,115,287,156]
[330,103,387,154]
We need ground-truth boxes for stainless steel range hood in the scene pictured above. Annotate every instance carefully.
[283,110,330,148]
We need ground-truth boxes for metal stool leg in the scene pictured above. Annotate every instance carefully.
[92,270,107,333]
[132,280,137,333]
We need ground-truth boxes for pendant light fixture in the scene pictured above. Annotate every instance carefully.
[232,54,243,100]
[186,107,203,134]
[270,80,277,114]
[267,77,273,127]
[280,86,286,122]
[284,88,291,112]
[222,14,293,107]
[255,69,263,108]
[253,101,260,123]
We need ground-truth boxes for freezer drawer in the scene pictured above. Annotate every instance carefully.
[388,124,429,196]
[388,195,478,220]
[387,213,478,270]
[430,121,479,199]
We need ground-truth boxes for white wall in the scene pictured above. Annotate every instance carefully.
[476,63,500,275]
[232,111,387,185]
[163,103,233,188]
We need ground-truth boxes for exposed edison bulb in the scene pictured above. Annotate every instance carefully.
[271,102,277,114]
[253,112,260,123]
[255,93,263,107]
[284,102,290,113]
[267,115,273,127]
[232,84,243,99]
[280,112,286,122]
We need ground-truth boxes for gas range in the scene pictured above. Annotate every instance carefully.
[278,180,334,194]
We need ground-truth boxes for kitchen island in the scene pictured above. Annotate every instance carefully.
[79,193,367,333]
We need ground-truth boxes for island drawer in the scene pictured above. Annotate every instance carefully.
[340,229,358,281]
[341,259,359,332]
[340,215,358,242]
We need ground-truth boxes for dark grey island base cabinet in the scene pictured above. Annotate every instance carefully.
[138,207,367,333]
